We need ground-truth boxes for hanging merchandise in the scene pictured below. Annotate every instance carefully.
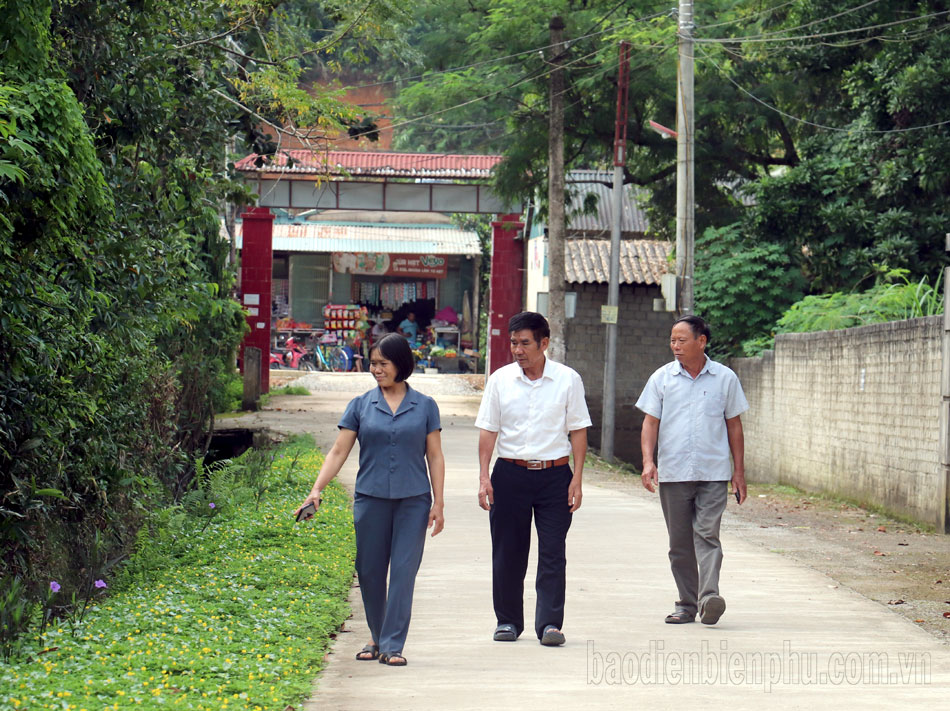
[323,303,365,344]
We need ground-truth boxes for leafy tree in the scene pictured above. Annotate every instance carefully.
[694,223,805,358]
[385,1,949,296]
[0,0,405,611]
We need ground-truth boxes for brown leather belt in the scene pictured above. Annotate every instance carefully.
[501,456,570,470]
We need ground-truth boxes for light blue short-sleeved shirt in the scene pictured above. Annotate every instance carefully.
[398,318,419,340]
[635,356,749,482]
[339,384,441,498]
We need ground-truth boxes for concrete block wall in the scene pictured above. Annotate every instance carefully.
[564,282,675,466]
[731,316,943,526]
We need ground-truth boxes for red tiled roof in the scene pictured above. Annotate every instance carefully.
[234,150,503,179]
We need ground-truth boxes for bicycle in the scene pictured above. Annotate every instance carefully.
[312,341,349,372]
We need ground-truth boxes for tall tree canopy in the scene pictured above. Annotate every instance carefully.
[379,0,950,351]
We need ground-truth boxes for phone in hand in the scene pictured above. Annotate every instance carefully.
[734,491,741,504]
[295,499,320,522]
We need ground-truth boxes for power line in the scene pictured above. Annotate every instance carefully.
[716,18,950,56]
[703,0,885,41]
[326,48,606,147]
[694,0,799,31]
[694,8,950,44]
[343,9,673,91]
[697,45,950,134]
[330,39,672,147]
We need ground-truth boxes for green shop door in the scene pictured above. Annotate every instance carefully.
[290,254,329,326]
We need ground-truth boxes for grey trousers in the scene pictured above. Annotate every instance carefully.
[353,492,431,655]
[658,481,728,616]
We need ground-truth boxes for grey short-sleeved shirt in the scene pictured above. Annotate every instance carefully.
[635,356,749,482]
[339,384,441,499]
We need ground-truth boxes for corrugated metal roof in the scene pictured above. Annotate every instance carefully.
[231,221,480,255]
[565,239,670,285]
[235,150,502,179]
[566,170,650,234]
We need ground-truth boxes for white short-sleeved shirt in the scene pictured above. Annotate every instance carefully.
[635,356,749,482]
[475,358,592,460]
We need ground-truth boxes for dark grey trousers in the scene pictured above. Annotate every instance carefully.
[658,481,728,616]
[353,492,431,655]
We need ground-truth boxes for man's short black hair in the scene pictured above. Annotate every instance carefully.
[673,314,712,345]
[371,333,415,382]
[508,311,550,344]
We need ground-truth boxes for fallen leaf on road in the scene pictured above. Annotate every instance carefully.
[915,618,925,623]
[874,550,886,556]
[877,526,887,532]
[898,542,908,546]
[944,612,950,619]
[887,599,905,605]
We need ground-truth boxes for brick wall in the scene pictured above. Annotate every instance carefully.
[564,282,675,465]
[731,317,943,526]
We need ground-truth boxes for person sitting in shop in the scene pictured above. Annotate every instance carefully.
[343,337,363,372]
[370,319,388,347]
[397,312,419,342]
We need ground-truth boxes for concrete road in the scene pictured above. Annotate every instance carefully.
[230,379,950,709]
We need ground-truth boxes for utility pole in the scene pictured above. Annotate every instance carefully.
[940,232,950,532]
[547,15,567,361]
[601,41,630,463]
[676,0,695,314]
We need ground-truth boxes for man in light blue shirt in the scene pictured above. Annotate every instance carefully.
[636,315,748,626]
[397,312,419,341]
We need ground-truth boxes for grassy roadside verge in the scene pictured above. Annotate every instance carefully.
[1,440,355,711]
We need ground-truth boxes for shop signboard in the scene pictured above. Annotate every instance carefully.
[332,252,448,278]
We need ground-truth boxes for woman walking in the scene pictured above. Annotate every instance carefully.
[295,333,445,667]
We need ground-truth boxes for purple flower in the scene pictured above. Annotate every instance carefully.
[209,502,216,509]
[94,579,107,589]
[49,581,61,593]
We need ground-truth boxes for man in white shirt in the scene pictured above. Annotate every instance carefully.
[636,315,749,626]
[475,312,592,646]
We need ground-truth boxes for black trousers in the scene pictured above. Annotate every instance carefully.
[489,458,573,639]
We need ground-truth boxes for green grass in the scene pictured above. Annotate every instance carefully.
[585,451,640,476]
[749,482,933,532]
[258,385,311,408]
[264,385,311,398]
[1,443,355,711]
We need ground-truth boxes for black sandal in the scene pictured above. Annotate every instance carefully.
[379,652,407,666]
[664,610,695,624]
[356,643,379,661]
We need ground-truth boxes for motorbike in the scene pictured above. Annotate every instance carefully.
[280,336,315,371]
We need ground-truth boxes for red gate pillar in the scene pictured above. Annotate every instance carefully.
[238,207,275,394]
[487,214,525,374]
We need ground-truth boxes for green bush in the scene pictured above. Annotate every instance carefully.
[695,223,805,358]
[738,268,944,356]
[212,372,246,415]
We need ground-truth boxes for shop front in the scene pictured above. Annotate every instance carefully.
[238,218,481,372]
